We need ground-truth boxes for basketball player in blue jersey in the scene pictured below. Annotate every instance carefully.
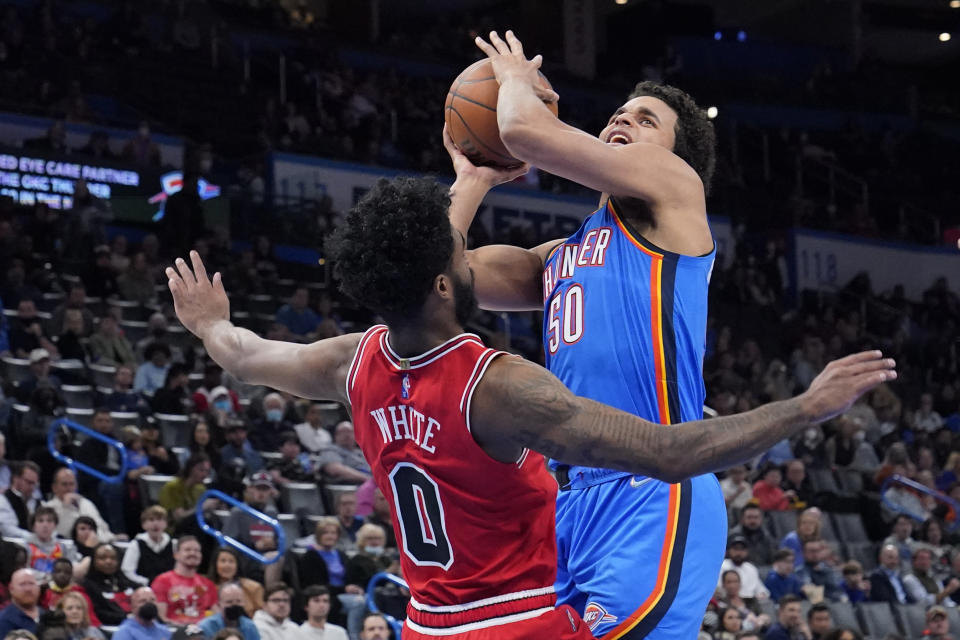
[443,30,745,640]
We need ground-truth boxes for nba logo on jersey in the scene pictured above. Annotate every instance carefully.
[583,603,617,631]
[401,374,411,399]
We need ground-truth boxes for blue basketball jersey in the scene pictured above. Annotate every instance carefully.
[542,198,715,487]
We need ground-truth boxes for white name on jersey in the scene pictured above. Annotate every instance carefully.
[369,404,440,453]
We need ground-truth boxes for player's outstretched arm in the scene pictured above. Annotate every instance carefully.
[442,123,560,312]
[166,251,359,404]
[476,30,701,208]
[470,352,896,482]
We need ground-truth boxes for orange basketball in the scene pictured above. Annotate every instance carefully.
[445,59,559,169]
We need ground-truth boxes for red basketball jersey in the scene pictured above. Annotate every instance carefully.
[347,325,560,634]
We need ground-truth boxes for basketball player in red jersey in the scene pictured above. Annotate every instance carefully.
[166,177,894,639]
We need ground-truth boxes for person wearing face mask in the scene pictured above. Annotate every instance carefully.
[192,364,239,415]
[111,587,171,640]
[197,582,261,640]
[249,393,294,452]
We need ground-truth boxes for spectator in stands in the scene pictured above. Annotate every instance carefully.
[296,517,348,594]
[783,460,815,506]
[136,422,176,478]
[912,393,945,434]
[249,393,294,452]
[159,173,206,260]
[294,403,333,454]
[79,131,113,160]
[870,544,915,604]
[222,473,279,568]
[807,603,833,640]
[74,408,122,505]
[795,539,844,602]
[923,605,952,640]
[50,286,94,339]
[0,461,41,538]
[55,590,105,639]
[197,582,260,640]
[365,489,397,550]
[110,586,171,640]
[220,421,264,475]
[903,547,960,606]
[721,535,770,600]
[152,536,217,625]
[40,560,100,627]
[268,431,316,485]
[0,262,42,309]
[318,421,372,484]
[0,569,43,636]
[766,549,805,602]
[189,419,222,472]
[253,583,298,640]
[121,506,174,587]
[839,561,870,603]
[716,570,769,631]
[192,364,238,414]
[16,348,63,403]
[99,365,150,414]
[713,607,742,640]
[24,506,83,578]
[721,465,753,519]
[150,363,192,414]
[297,585,347,640]
[764,594,808,640]
[359,613,390,640]
[55,309,88,362]
[782,507,823,569]
[81,543,136,625]
[159,452,212,527]
[275,287,321,338]
[136,313,185,365]
[937,453,960,492]
[731,504,778,565]
[916,519,952,579]
[85,245,120,300]
[44,468,116,543]
[754,463,792,511]
[207,548,263,618]
[88,314,136,367]
[122,122,161,168]
[117,253,156,305]
[9,300,58,360]
[882,515,917,571]
[313,293,344,339]
[334,492,364,552]
[133,342,171,394]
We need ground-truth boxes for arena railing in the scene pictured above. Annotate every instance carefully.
[195,489,286,565]
[365,571,408,638]
[880,473,960,530]
[47,418,128,484]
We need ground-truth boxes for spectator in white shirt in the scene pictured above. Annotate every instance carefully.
[43,468,117,543]
[719,534,770,600]
[294,404,333,454]
[297,585,347,640]
[253,583,300,640]
[0,461,41,539]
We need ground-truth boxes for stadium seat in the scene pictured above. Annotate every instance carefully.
[316,402,344,426]
[51,359,88,384]
[1,356,31,384]
[39,292,64,312]
[275,279,297,298]
[808,468,840,493]
[260,452,282,463]
[325,484,360,513]
[154,413,191,448]
[767,509,798,540]
[843,542,879,571]
[110,411,141,427]
[172,447,190,467]
[247,294,276,315]
[84,296,103,315]
[948,607,960,635]
[894,603,927,639]
[88,363,117,388]
[858,602,901,638]
[138,474,174,507]
[232,310,254,330]
[827,601,862,635]
[282,482,325,515]
[833,513,869,543]
[820,513,838,542]
[278,513,299,548]
[109,299,149,322]
[166,325,196,352]
[187,373,204,391]
[119,320,149,344]
[61,384,94,409]
[65,407,94,428]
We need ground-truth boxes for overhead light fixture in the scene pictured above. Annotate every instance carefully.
[706,106,719,119]
[737,30,747,42]
[615,0,628,4]
[714,31,722,41]
[950,0,960,9]
[940,32,952,41]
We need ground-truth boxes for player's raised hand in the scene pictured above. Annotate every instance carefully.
[443,123,529,186]
[475,30,559,104]
[801,350,896,423]
[166,250,230,340]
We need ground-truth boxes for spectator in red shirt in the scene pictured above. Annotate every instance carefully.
[39,558,100,626]
[753,463,792,511]
[151,536,217,625]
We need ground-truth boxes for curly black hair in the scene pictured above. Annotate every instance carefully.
[326,176,454,319]
[627,81,717,194]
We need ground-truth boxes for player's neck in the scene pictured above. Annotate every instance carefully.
[386,315,465,359]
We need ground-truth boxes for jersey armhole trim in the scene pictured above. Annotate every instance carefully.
[461,350,527,465]
[344,324,386,406]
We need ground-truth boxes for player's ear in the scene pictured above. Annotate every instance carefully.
[434,273,453,300]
